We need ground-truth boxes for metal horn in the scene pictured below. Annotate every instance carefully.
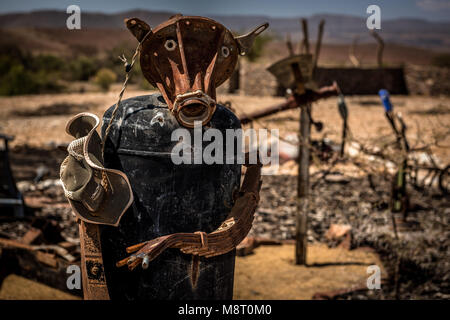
[125,18,152,42]
[234,23,269,56]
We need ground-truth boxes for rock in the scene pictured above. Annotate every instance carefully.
[16,181,35,193]
[236,237,282,256]
[324,174,351,184]
[325,224,352,250]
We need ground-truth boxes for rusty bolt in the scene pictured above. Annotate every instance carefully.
[91,265,100,276]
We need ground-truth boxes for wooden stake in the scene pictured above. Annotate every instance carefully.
[370,30,384,68]
[286,33,295,57]
[295,103,311,265]
[337,87,348,158]
[290,61,309,265]
[313,20,325,71]
[340,118,348,158]
[301,19,310,54]
[349,36,361,67]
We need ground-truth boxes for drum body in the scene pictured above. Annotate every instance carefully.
[100,94,241,300]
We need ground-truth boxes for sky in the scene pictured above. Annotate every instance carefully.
[0,0,449,21]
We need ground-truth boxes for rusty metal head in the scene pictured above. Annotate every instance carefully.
[126,15,268,128]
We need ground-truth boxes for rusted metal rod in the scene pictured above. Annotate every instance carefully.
[239,83,338,124]
[240,96,296,124]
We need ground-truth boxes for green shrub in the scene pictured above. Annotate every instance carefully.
[0,64,63,96]
[68,56,99,81]
[30,54,65,73]
[244,34,272,62]
[0,45,67,95]
[139,77,155,90]
[93,68,117,91]
[103,43,141,83]
[0,64,38,95]
[69,44,98,56]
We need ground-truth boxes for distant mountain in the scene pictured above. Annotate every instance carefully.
[0,9,449,50]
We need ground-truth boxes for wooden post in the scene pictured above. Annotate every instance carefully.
[286,33,295,56]
[349,36,361,67]
[301,19,310,54]
[292,19,312,266]
[313,20,325,71]
[370,30,384,68]
[336,84,348,158]
[290,59,309,265]
[338,97,348,158]
[296,102,311,265]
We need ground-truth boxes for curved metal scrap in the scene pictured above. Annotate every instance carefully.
[234,23,269,56]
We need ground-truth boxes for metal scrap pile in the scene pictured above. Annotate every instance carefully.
[0,177,81,296]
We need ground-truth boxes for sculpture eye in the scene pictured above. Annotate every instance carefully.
[221,46,230,58]
[164,39,177,51]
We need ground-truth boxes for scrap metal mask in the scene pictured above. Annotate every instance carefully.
[126,15,269,128]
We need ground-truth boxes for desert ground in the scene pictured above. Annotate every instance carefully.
[2,87,449,190]
[1,85,449,160]
[0,88,449,299]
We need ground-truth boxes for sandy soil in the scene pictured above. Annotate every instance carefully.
[0,274,80,300]
[234,243,385,300]
[0,244,383,300]
[0,89,448,300]
[1,88,448,161]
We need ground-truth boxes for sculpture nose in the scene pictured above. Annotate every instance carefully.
[174,90,216,128]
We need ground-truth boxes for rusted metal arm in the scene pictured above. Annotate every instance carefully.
[117,162,262,271]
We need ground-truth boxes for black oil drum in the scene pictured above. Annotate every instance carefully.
[100,94,242,300]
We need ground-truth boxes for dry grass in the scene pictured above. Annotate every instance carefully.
[0,245,381,300]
